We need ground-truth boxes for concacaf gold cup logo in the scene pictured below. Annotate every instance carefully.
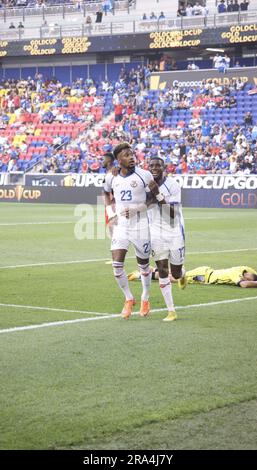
[0,185,41,201]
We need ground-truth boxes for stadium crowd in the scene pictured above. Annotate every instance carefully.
[217,0,250,13]
[177,2,209,17]
[0,0,119,9]
[0,65,257,175]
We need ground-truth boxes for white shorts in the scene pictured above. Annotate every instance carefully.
[151,237,185,265]
[111,224,151,259]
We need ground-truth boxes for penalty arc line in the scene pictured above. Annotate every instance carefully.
[0,295,257,334]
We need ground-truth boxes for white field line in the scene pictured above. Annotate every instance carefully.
[0,303,110,316]
[0,215,253,227]
[0,213,254,228]
[0,258,116,269]
[0,248,257,270]
[0,217,227,226]
[0,210,254,226]
[0,295,257,335]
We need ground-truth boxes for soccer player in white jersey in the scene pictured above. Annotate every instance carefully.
[147,155,186,322]
[103,142,153,319]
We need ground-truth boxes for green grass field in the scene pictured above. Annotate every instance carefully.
[0,203,257,450]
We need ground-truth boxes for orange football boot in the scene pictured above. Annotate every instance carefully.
[122,299,136,319]
[139,300,150,317]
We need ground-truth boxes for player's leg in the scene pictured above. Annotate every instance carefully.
[185,266,211,283]
[104,215,115,264]
[136,254,152,317]
[155,257,177,322]
[127,270,141,281]
[111,229,135,319]
[132,235,152,316]
[128,266,158,281]
[169,243,186,289]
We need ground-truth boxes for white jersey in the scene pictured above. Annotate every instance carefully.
[103,167,153,228]
[147,176,185,243]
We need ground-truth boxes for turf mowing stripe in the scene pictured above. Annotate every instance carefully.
[0,314,119,334]
[0,295,257,335]
[0,217,231,226]
[0,248,257,270]
[0,258,117,269]
[0,212,253,226]
[152,295,257,312]
[186,248,257,255]
[0,221,74,226]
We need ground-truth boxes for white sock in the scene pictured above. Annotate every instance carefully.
[138,263,152,301]
[159,277,175,311]
[113,262,134,301]
[181,266,186,278]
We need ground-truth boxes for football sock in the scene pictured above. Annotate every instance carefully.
[113,262,134,300]
[138,262,152,301]
[159,277,175,311]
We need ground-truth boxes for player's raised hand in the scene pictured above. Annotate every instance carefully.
[148,180,160,196]
[120,207,137,219]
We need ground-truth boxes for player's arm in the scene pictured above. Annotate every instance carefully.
[238,280,257,288]
[103,174,117,222]
[104,190,117,222]
[148,180,175,217]
[120,171,152,218]
[120,202,148,218]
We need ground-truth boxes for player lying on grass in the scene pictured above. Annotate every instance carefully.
[128,266,257,288]
[185,266,257,288]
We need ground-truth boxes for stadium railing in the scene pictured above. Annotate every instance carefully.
[0,10,257,41]
[0,0,133,21]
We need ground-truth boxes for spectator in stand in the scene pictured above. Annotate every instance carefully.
[187,61,199,70]
[227,0,234,11]
[114,102,123,122]
[229,96,237,107]
[232,0,240,11]
[103,0,113,15]
[1,72,257,176]
[224,54,231,69]
[95,8,103,23]
[159,56,166,71]
[217,0,226,13]
[177,3,187,16]
[192,2,202,15]
[244,111,253,125]
[9,22,15,28]
[213,53,223,69]
[142,13,147,20]
[158,11,165,20]
[240,0,249,10]
[85,15,92,33]
[150,12,157,20]
[186,3,193,15]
